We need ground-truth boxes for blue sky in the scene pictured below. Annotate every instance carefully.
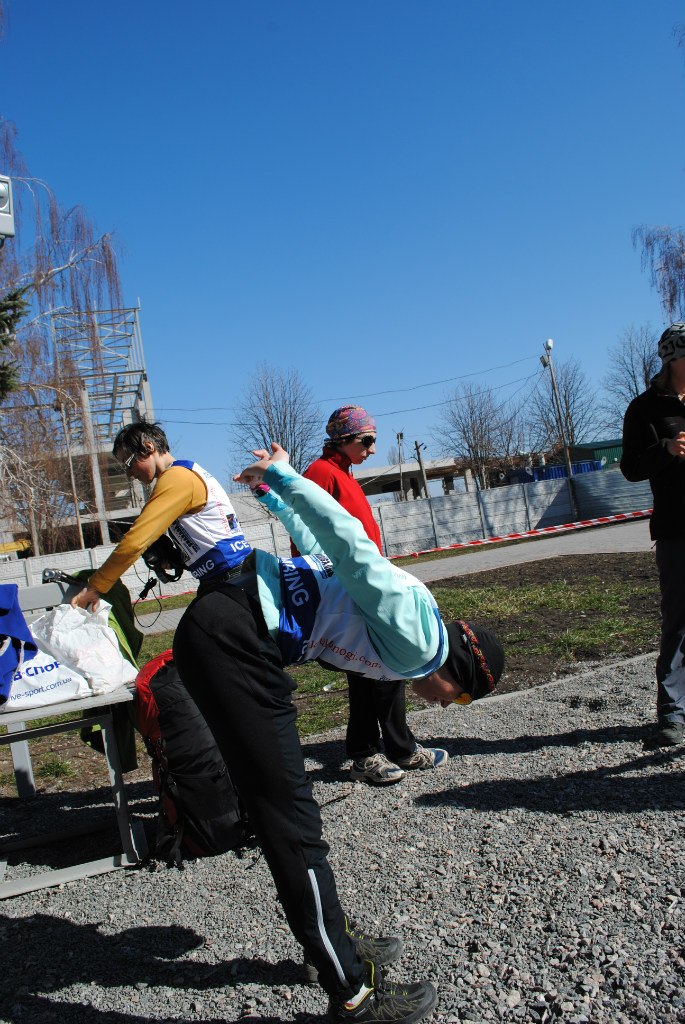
[2,0,685,482]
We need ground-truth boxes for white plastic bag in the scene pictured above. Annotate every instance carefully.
[2,647,90,711]
[30,601,137,695]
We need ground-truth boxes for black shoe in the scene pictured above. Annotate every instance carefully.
[328,962,437,1023]
[303,919,404,983]
[346,918,404,966]
[644,721,685,749]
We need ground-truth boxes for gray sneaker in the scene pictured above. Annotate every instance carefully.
[395,744,449,770]
[350,753,405,785]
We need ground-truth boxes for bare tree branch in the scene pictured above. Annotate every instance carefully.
[633,225,685,320]
[432,382,527,487]
[0,117,124,550]
[230,364,324,474]
[599,324,660,433]
[528,356,600,455]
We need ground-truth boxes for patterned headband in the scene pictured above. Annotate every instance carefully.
[456,620,496,694]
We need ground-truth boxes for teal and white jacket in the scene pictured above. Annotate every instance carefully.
[253,462,449,681]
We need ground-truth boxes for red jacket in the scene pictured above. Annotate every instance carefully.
[291,446,382,555]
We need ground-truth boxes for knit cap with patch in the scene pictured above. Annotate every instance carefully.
[658,323,685,365]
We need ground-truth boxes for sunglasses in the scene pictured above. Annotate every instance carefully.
[355,435,376,448]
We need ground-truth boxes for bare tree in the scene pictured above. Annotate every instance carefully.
[633,225,685,321]
[0,117,125,552]
[1,117,122,393]
[491,400,529,479]
[600,325,660,433]
[433,383,504,488]
[231,364,323,474]
[632,27,685,319]
[528,356,600,456]
[0,372,95,552]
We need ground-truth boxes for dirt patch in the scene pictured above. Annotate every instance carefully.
[432,551,660,694]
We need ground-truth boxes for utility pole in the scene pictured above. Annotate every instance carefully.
[27,486,40,556]
[397,431,405,501]
[540,339,574,481]
[413,440,430,498]
[540,338,579,520]
[415,440,439,546]
[81,380,111,544]
[55,400,85,549]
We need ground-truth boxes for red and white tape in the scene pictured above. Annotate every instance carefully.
[393,508,653,560]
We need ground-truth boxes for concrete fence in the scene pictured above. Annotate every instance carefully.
[0,467,653,601]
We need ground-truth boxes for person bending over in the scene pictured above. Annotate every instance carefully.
[231,443,504,708]
[73,423,441,1024]
[177,443,504,1022]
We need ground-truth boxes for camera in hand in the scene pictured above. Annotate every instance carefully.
[142,534,185,583]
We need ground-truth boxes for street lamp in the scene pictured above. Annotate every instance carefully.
[540,338,574,483]
[0,174,15,245]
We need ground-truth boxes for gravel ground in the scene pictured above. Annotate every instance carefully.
[1,652,684,1024]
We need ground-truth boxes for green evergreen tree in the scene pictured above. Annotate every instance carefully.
[0,287,27,400]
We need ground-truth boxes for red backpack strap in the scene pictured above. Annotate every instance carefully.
[135,649,174,741]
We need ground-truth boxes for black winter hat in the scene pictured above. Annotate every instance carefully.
[444,622,505,702]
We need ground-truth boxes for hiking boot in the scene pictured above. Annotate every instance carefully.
[303,919,404,983]
[346,919,403,965]
[328,961,437,1023]
[350,753,405,785]
[644,721,685,748]
[395,744,449,770]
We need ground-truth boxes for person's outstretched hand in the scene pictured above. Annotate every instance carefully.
[233,442,290,491]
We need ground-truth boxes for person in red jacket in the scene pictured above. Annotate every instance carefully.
[296,405,448,784]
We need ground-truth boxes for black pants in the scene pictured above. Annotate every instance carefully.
[345,673,415,762]
[655,539,685,725]
[173,581,364,1002]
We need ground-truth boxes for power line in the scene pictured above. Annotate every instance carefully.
[372,371,543,418]
[156,371,543,428]
[318,354,539,402]
[152,354,540,414]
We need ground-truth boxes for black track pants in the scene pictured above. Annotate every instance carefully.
[345,673,416,762]
[173,582,364,1002]
[655,538,685,724]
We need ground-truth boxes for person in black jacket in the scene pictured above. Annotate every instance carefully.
[621,321,685,747]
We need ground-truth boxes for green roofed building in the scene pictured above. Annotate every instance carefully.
[570,439,623,467]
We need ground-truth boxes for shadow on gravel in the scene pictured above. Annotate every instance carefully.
[0,779,157,829]
[414,748,685,814]
[421,723,655,758]
[0,782,158,870]
[0,913,320,1022]
[300,725,666,786]
[301,736,346,766]
[4,993,317,1024]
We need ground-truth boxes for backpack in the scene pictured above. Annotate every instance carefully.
[136,650,253,867]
